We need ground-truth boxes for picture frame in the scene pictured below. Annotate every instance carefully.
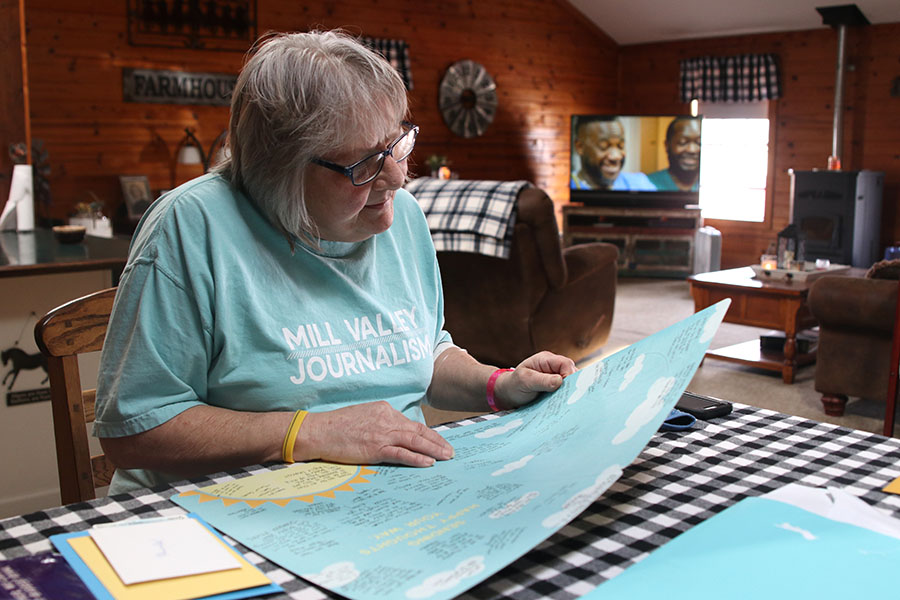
[119,175,154,221]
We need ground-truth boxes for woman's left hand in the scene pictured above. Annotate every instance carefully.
[493,351,577,410]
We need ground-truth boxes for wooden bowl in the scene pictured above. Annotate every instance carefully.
[52,225,87,244]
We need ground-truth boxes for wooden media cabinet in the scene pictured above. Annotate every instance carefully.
[562,205,703,277]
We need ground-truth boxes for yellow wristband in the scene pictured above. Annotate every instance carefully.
[281,410,308,464]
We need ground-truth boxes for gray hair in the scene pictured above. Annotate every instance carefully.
[214,30,409,241]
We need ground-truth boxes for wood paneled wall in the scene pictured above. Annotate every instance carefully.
[19,0,617,224]
[1,0,27,201]
[9,3,900,268]
[618,24,900,267]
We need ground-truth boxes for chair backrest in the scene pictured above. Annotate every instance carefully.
[34,287,117,504]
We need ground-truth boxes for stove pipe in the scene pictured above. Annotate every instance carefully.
[831,24,847,165]
[816,4,870,169]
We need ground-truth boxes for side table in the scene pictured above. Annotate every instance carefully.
[688,266,865,384]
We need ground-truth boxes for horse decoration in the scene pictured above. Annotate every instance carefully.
[2,347,49,391]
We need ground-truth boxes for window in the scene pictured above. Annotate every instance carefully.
[696,101,770,222]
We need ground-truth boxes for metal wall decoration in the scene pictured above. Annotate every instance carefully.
[2,347,47,392]
[2,311,50,406]
[438,60,498,139]
[127,0,257,51]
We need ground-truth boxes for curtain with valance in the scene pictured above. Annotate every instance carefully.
[361,37,414,90]
[679,53,781,102]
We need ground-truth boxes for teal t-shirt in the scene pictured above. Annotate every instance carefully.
[94,174,452,492]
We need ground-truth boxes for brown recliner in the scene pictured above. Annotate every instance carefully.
[436,187,618,366]
[807,274,897,418]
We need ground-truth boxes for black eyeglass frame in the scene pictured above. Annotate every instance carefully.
[311,122,419,186]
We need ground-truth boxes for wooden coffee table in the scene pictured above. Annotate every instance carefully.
[688,266,864,384]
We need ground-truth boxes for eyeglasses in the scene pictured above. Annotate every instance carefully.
[312,122,419,186]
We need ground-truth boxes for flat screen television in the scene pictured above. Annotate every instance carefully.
[569,114,701,209]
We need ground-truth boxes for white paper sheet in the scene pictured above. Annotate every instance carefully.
[88,514,241,585]
[764,483,900,540]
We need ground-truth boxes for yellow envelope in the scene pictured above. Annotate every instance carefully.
[66,534,271,600]
[883,475,900,495]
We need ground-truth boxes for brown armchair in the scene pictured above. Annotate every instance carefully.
[427,185,618,366]
[808,272,897,422]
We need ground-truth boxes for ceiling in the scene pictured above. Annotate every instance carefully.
[567,0,899,46]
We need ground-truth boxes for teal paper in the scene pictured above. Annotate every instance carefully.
[173,300,731,600]
[585,496,900,598]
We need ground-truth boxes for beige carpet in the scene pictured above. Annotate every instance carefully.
[599,277,892,437]
[426,276,894,437]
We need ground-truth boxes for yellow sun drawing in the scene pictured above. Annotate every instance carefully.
[179,463,377,507]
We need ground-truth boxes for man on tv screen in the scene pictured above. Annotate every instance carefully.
[648,117,701,191]
[570,116,655,191]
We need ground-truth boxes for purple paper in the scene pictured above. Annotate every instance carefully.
[0,552,94,600]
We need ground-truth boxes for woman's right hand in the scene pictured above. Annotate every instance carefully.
[296,402,454,467]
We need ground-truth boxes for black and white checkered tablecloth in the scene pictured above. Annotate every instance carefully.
[3,405,900,599]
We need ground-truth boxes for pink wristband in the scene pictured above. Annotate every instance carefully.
[486,368,515,412]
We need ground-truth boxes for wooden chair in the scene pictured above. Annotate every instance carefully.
[34,287,117,504]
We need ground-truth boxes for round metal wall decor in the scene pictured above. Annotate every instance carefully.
[438,60,498,138]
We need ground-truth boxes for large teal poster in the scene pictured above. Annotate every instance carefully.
[174,300,730,599]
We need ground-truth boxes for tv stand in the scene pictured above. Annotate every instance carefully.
[562,204,702,277]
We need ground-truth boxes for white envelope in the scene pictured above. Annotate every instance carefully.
[88,515,241,585]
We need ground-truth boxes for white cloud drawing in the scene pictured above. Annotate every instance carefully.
[618,354,645,391]
[491,455,534,476]
[699,300,730,343]
[612,376,676,445]
[490,491,540,519]
[474,418,524,439]
[542,466,622,529]
[776,522,816,541]
[405,556,485,599]
[303,561,359,588]
[567,359,603,405]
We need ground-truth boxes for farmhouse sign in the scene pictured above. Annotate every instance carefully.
[123,68,237,106]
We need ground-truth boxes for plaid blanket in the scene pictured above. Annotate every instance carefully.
[405,178,531,258]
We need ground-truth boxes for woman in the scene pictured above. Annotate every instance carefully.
[94,30,575,494]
